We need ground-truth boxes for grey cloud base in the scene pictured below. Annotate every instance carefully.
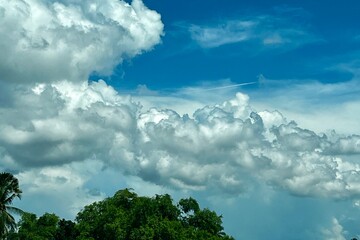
[1,81,360,201]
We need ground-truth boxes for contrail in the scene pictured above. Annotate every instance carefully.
[124,81,257,95]
[190,81,257,92]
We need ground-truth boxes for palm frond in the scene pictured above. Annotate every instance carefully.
[0,172,23,238]
[5,206,24,216]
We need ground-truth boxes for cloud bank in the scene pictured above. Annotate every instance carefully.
[2,82,360,202]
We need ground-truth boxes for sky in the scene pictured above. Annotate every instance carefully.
[0,0,360,239]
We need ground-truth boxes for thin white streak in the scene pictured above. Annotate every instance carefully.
[188,82,257,92]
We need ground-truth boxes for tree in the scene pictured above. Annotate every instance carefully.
[55,219,79,240]
[37,213,60,239]
[188,208,224,236]
[15,212,78,240]
[15,212,39,239]
[76,189,234,240]
[178,197,200,215]
[10,188,234,239]
[0,172,23,238]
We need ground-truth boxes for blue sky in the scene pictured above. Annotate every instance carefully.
[107,0,360,90]
[0,0,360,239]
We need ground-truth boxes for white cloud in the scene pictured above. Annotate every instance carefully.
[15,159,106,218]
[2,81,360,201]
[0,80,139,168]
[133,79,256,116]
[322,218,346,240]
[1,1,360,231]
[188,15,317,49]
[135,93,360,198]
[0,0,163,83]
[189,20,255,48]
[249,76,360,135]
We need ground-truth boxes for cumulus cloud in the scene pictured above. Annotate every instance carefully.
[188,15,317,49]
[15,159,106,218]
[136,93,360,198]
[1,0,360,224]
[0,80,138,168]
[0,0,163,83]
[2,82,360,200]
[250,75,360,135]
[322,218,346,240]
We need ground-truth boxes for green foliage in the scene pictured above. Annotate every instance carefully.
[11,188,234,240]
[10,212,77,240]
[0,172,23,239]
[55,219,79,240]
[188,208,224,236]
[178,197,200,215]
[16,212,39,239]
[37,213,60,239]
[75,188,234,240]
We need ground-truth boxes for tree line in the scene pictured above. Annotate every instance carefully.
[1,172,359,240]
[1,172,234,239]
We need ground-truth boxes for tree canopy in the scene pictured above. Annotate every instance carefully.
[75,188,234,240]
[2,176,359,240]
[8,188,234,240]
